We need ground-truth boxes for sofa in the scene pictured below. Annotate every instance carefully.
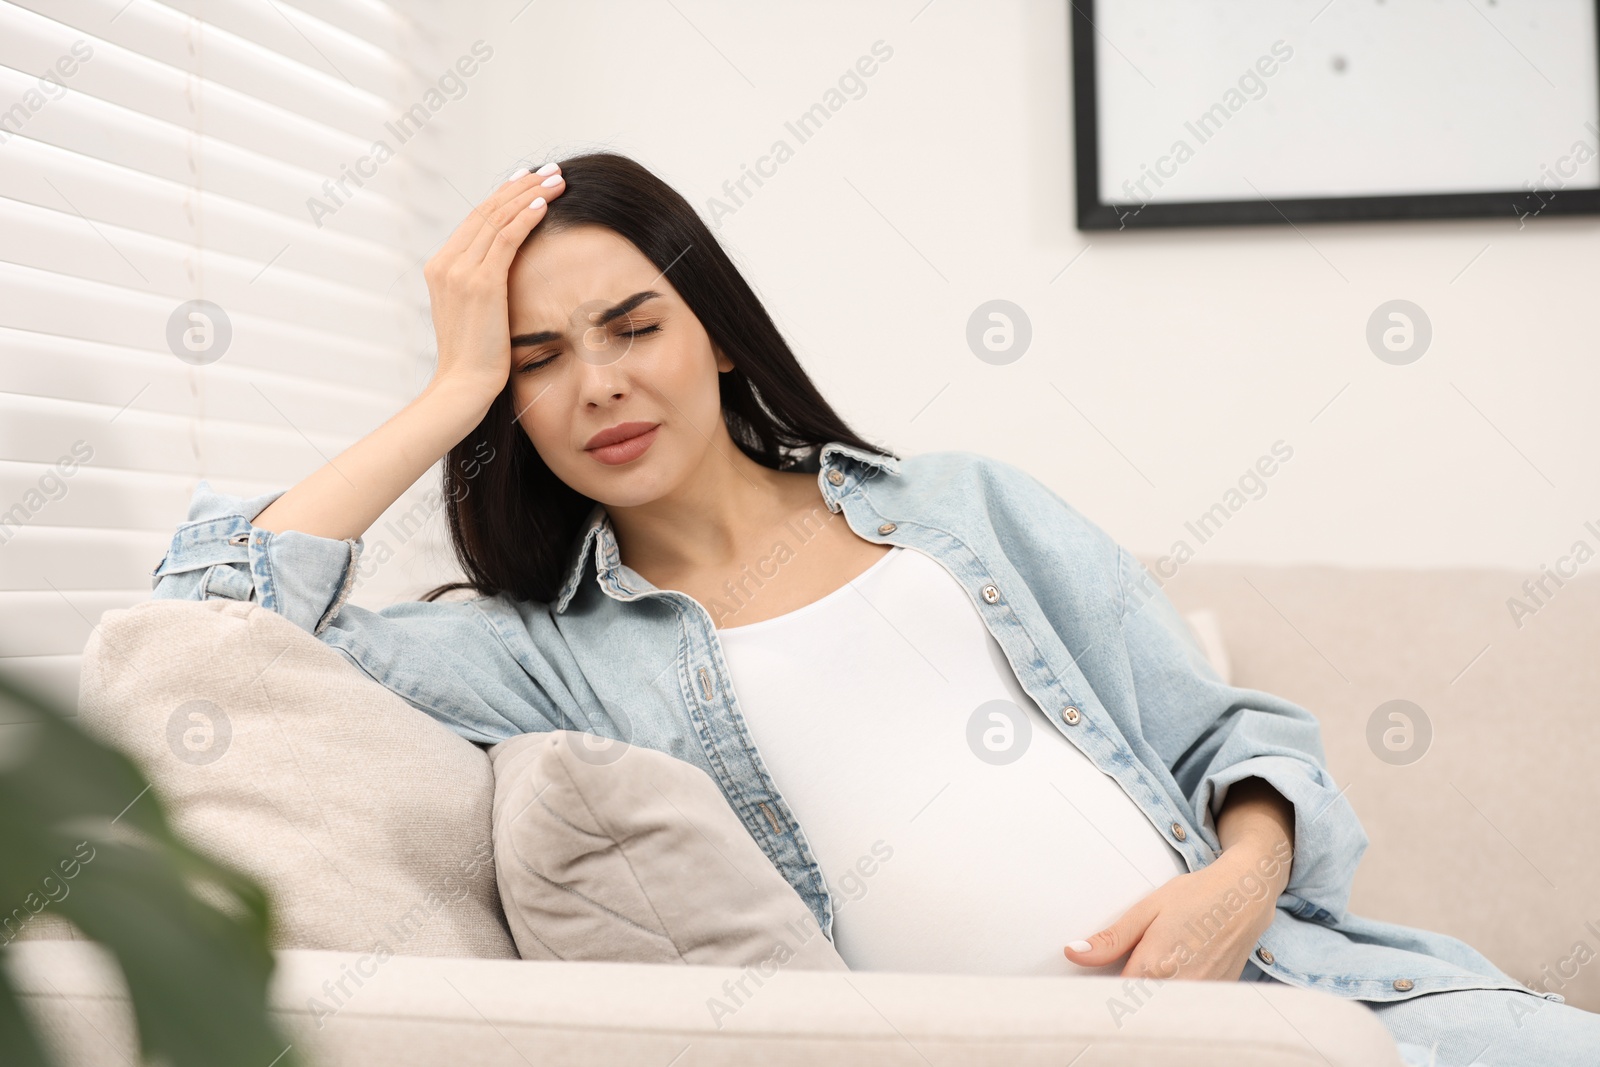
[9,558,1597,1066]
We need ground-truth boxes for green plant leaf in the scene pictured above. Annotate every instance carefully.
[0,670,303,1067]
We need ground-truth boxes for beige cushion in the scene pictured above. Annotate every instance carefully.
[74,599,517,960]
[489,730,848,972]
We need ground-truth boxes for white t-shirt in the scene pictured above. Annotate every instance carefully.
[716,544,1191,976]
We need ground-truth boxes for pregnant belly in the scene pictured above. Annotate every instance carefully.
[825,737,1193,977]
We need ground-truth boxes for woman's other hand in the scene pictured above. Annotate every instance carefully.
[423,161,567,403]
[1063,834,1293,981]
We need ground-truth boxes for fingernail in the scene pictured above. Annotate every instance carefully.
[1067,940,1092,953]
[541,173,564,187]
[507,167,530,182]
[535,162,560,176]
[527,196,546,211]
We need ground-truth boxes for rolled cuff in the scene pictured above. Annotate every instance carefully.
[1197,751,1369,924]
[150,480,363,636]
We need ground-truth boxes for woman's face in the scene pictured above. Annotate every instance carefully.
[506,223,734,505]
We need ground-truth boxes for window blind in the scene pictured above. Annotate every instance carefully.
[0,0,475,715]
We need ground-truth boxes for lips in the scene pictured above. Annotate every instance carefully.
[584,421,659,450]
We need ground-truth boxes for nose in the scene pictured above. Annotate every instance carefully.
[575,345,628,406]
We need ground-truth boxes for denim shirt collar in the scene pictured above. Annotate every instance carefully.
[553,440,901,614]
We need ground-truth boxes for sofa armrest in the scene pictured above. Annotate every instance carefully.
[10,940,1404,1066]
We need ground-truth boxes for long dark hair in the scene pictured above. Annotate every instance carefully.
[422,151,896,605]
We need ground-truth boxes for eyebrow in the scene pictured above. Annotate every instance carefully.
[510,290,663,347]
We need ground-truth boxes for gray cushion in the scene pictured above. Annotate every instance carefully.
[489,730,848,971]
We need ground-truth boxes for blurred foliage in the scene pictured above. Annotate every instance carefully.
[0,670,304,1067]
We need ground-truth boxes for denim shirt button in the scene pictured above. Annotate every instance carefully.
[981,584,1001,604]
[826,469,845,485]
[1256,947,1274,965]
[877,522,896,534]
[1169,822,1187,841]
[1061,705,1081,725]
[1392,978,1414,991]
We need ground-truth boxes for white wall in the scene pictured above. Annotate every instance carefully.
[445,0,1599,582]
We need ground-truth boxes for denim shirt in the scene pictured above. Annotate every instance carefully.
[150,441,1561,1007]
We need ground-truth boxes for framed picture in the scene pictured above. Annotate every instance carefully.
[1072,0,1600,229]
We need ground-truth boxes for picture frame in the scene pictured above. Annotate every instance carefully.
[1071,0,1600,230]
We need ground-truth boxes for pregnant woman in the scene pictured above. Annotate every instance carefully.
[151,153,1599,1065]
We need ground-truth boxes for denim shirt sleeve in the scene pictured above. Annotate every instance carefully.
[147,481,579,745]
[1115,548,1371,925]
[149,480,360,637]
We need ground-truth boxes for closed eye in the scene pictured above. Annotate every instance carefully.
[517,323,662,374]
